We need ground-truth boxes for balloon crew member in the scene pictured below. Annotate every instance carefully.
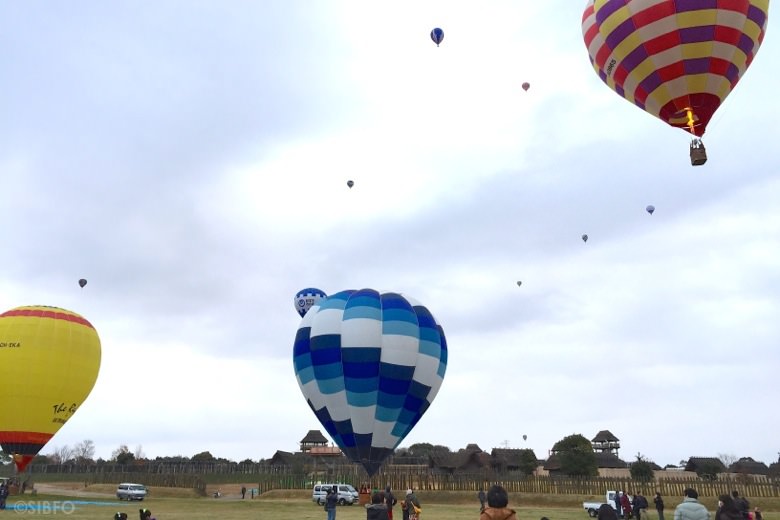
[325,485,338,520]
[384,486,397,519]
[0,482,9,510]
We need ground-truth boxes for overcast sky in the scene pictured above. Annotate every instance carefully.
[1,1,778,469]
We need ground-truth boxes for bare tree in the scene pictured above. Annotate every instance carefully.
[134,445,146,460]
[48,445,74,465]
[72,440,96,463]
[718,453,738,470]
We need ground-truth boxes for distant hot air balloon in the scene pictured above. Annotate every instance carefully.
[78,278,87,288]
[646,205,655,216]
[582,234,588,243]
[430,27,444,47]
[582,0,769,166]
[347,180,354,189]
[293,289,447,476]
[294,288,327,318]
[0,306,101,472]
[521,82,530,92]
[523,434,527,441]
[516,281,522,287]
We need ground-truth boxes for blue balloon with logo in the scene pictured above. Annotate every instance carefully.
[293,289,448,475]
[294,288,327,318]
[430,27,444,46]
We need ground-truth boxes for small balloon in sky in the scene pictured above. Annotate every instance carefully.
[347,180,354,189]
[294,288,327,318]
[522,82,530,92]
[430,28,444,47]
[78,278,87,288]
[516,281,522,287]
[582,234,588,243]
[646,205,655,215]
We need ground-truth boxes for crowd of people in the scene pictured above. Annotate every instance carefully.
[345,484,763,520]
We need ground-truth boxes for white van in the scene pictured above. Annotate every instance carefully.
[116,483,148,501]
[311,483,359,505]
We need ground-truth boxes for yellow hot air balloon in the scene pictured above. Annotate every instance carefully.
[0,305,101,472]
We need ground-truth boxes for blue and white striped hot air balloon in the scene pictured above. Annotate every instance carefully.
[293,289,448,476]
[294,288,327,318]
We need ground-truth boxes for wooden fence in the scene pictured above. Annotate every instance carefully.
[18,464,780,498]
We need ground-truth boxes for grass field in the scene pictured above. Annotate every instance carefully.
[6,486,779,520]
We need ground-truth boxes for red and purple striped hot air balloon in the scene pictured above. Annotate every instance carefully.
[582,0,769,163]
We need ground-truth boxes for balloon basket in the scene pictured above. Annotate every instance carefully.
[690,139,707,166]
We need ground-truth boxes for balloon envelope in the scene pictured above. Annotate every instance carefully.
[646,205,655,215]
[293,289,447,476]
[430,27,444,46]
[582,234,588,243]
[522,82,530,91]
[523,434,527,441]
[582,0,769,137]
[78,278,87,288]
[516,281,522,287]
[347,180,354,188]
[0,306,101,472]
[294,288,327,318]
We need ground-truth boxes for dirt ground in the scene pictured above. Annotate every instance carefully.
[30,482,261,500]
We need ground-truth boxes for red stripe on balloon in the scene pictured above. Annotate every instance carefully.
[0,431,53,445]
[0,308,94,329]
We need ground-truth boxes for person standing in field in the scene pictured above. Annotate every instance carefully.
[634,491,649,520]
[621,490,633,519]
[479,488,487,512]
[0,482,8,510]
[325,485,339,520]
[674,488,710,520]
[716,494,743,520]
[366,491,390,520]
[599,503,619,520]
[655,492,665,520]
[479,484,518,520]
[403,489,421,520]
[384,486,397,519]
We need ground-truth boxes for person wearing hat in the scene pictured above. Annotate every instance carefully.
[402,489,420,520]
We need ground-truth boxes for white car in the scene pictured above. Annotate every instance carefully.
[116,483,148,501]
[312,483,359,505]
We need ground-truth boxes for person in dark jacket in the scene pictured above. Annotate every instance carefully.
[0,483,8,510]
[366,491,389,520]
[384,486,397,519]
[717,495,744,520]
[599,503,619,520]
[634,492,649,520]
[731,491,750,519]
[655,492,665,520]
[325,486,338,520]
[479,488,487,512]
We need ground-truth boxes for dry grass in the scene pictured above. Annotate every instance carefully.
[7,485,779,520]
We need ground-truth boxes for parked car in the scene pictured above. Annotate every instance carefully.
[116,483,148,501]
[311,483,359,505]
